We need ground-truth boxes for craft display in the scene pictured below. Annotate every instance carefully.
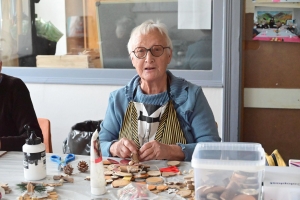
[93,158,196,199]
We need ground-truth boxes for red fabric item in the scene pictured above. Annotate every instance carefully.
[159,166,179,172]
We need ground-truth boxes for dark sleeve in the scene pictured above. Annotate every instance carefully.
[0,79,43,151]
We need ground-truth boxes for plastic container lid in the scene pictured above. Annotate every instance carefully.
[191,142,265,171]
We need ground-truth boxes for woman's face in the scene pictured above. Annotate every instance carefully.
[130,29,172,84]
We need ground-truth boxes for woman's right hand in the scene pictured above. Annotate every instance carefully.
[109,138,138,159]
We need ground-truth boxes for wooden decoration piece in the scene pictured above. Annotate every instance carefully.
[103,160,111,165]
[147,185,156,191]
[147,170,161,177]
[104,170,114,176]
[167,161,180,166]
[146,177,164,185]
[112,179,130,188]
[162,172,177,177]
[119,165,139,173]
[114,171,132,177]
[131,153,139,164]
[157,184,168,191]
[176,189,192,198]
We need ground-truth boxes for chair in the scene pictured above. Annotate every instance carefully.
[38,118,53,153]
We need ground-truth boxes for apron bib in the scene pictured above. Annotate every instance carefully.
[119,83,186,149]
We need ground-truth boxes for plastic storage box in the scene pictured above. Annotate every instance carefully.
[191,142,265,200]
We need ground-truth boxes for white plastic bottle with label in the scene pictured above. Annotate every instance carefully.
[90,130,107,195]
[23,130,46,181]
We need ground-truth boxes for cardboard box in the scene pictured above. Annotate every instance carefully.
[264,166,300,200]
[36,55,101,68]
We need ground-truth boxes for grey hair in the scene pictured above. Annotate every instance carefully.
[127,19,173,54]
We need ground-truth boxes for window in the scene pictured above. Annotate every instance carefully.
[1,0,224,87]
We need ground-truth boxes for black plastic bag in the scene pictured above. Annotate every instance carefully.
[62,120,102,155]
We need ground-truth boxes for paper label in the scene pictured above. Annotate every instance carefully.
[23,151,46,169]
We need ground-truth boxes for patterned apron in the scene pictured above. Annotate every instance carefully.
[119,82,186,149]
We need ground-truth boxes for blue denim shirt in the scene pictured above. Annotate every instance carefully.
[99,70,221,161]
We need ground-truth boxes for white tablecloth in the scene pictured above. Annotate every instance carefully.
[0,152,192,200]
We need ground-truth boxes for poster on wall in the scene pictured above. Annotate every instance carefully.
[252,7,300,43]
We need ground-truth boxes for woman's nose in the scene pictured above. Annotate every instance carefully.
[145,50,154,63]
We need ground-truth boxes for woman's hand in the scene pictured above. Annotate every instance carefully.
[109,138,138,159]
[139,141,184,161]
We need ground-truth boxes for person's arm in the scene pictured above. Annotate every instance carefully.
[177,86,221,161]
[99,92,127,157]
[0,79,43,151]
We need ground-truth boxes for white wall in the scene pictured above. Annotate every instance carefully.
[26,83,223,153]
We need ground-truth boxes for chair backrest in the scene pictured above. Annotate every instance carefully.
[38,118,53,153]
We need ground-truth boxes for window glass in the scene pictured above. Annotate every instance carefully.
[97,1,213,70]
[1,0,213,71]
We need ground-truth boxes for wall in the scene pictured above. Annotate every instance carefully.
[26,83,223,153]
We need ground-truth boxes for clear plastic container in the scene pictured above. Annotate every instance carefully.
[191,142,265,200]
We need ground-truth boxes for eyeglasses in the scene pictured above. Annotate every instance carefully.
[132,45,170,59]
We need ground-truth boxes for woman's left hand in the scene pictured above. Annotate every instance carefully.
[138,141,184,161]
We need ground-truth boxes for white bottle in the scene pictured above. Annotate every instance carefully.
[23,130,46,181]
[90,129,107,195]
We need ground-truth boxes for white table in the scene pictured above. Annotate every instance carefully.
[0,152,192,200]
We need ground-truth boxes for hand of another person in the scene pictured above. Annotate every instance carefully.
[109,138,138,159]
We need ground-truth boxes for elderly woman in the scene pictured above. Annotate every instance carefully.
[99,20,221,161]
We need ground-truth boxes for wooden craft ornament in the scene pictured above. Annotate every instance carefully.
[167,161,180,166]
[176,189,192,198]
[162,172,177,177]
[111,179,131,188]
[114,171,132,177]
[147,170,161,177]
[103,160,111,165]
[146,177,164,185]
[130,153,139,164]
[147,185,156,191]
[104,170,114,176]
[157,184,168,191]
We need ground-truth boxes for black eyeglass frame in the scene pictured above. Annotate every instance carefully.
[131,45,171,59]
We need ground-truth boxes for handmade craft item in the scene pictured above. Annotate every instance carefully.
[0,183,11,194]
[129,153,139,165]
